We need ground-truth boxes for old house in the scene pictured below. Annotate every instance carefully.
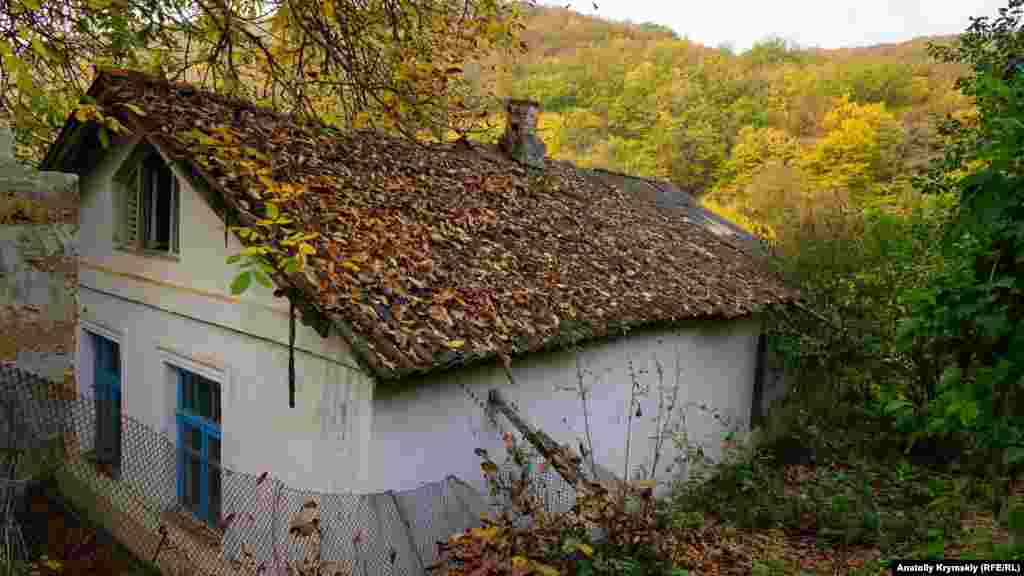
[41,69,795,533]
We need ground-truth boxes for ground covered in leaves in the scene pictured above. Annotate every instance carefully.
[665,461,1014,575]
[433,413,1021,576]
[661,427,1021,575]
[15,478,161,576]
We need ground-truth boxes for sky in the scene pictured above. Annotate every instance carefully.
[543,0,1010,52]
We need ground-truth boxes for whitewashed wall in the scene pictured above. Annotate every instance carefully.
[369,317,762,497]
[74,134,375,495]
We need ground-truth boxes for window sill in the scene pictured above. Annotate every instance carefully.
[160,506,224,549]
[115,245,181,261]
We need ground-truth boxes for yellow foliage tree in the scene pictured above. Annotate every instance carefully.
[712,125,799,202]
[797,95,904,197]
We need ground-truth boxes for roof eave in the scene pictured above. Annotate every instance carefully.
[39,68,114,172]
[378,301,796,382]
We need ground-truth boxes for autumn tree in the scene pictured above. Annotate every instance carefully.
[797,94,905,199]
[0,0,531,163]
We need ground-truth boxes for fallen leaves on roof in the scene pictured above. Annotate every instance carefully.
[82,68,797,379]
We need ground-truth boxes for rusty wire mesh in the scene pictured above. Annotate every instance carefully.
[0,364,582,576]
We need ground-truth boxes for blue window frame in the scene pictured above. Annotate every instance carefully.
[92,333,122,473]
[176,368,222,526]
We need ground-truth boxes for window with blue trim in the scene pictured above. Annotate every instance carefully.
[92,333,122,474]
[176,368,221,526]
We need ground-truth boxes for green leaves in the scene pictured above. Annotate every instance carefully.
[1006,446,1024,467]
[230,271,252,295]
[895,25,1024,472]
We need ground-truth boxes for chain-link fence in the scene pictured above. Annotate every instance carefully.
[0,364,584,576]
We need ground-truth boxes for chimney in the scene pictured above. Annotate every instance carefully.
[499,99,546,168]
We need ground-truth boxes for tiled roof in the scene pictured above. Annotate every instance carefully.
[577,168,767,254]
[46,68,797,379]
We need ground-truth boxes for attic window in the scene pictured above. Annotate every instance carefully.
[115,143,180,255]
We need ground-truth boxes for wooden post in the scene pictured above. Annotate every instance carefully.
[486,389,586,488]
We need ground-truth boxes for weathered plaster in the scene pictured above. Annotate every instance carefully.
[370,317,763,497]
[73,134,375,493]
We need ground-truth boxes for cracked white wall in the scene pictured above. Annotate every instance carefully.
[370,317,763,498]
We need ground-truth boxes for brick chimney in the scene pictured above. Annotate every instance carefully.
[499,99,546,168]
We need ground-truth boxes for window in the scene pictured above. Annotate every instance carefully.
[116,144,180,254]
[92,333,122,476]
[176,368,221,526]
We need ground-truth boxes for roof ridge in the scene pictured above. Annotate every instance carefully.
[93,67,315,128]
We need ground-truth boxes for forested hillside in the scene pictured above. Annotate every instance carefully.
[471,6,972,239]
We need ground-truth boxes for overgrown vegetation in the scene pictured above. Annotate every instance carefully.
[432,2,1024,574]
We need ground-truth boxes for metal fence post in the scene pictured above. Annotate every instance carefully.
[445,476,478,530]
[390,490,426,576]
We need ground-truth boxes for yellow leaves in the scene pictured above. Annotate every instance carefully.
[242,147,270,162]
[322,0,336,22]
[73,104,97,123]
[486,19,506,38]
[186,128,220,147]
[210,125,240,145]
[630,479,657,491]
[30,38,55,61]
[341,261,361,273]
[701,198,777,243]
[470,525,502,543]
[240,245,271,257]
[446,339,466,349]
[72,104,126,141]
[716,126,799,194]
[281,231,318,246]
[794,94,905,195]
[533,564,561,576]
[353,111,372,129]
[122,103,147,117]
[21,0,41,9]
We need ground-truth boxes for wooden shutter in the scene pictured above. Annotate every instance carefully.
[122,167,140,247]
[117,166,140,247]
[171,174,180,254]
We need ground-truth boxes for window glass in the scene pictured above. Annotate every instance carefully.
[176,366,222,525]
[179,370,221,424]
[141,152,176,252]
[209,436,221,522]
[181,423,202,513]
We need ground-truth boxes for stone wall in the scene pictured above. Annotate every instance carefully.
[0,124,79,383]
